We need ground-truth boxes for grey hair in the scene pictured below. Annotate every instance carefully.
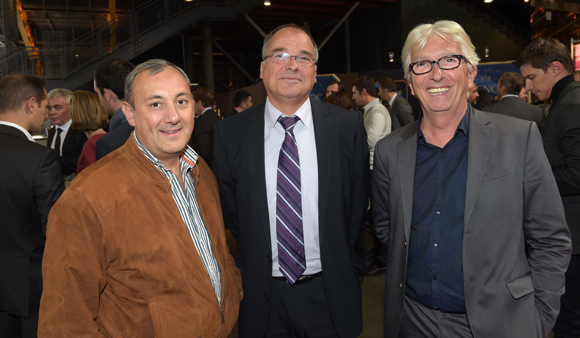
[261,24,319,64]
[124,59,191,108]
[47,88,74,106]
[402,20,480,81]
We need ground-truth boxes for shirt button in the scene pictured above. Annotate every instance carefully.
[399,283,403,289]
[438,179,442,183]
[436,211,440,215]
[404,241,407,246]
[210,266,214,271]
[434,243,438,247]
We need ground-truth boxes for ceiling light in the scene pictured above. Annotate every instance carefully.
[264,1,271,5]
[484,0,493,3]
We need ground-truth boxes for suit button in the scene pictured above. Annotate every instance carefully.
[264,295,269,301]
[399,283,403,289]
[404,241,407,247]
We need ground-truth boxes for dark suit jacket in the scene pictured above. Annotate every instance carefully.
[541,80,580,254]
[191,109,221,170]
[222,108,239,119]
[213,99,369,337]
[483,96,544,127]
[373,108,571,337]
[47,125,87,176]
[390,94,415,131]
[0,125,64,317]
[95,122,134,161]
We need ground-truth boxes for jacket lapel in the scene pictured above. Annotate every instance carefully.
[464,109,492,226]
[311,100,332,243]
[398,124,418,242]
[247,104,272,249]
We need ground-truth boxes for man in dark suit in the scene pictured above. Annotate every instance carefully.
[0,74,64,338]
[213,24,369,337]
[374,20,571,338]
[483,72,544,127]
[223,89,252,118]
[46,88,87,182]
[516,38,580,338]
[378,77,415,130]
[191,87,220,170]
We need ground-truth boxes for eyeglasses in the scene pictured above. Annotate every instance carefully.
[409,55,469,75]
[263,52,316,66]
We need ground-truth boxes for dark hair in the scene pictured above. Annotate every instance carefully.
[326,91,352,110]
[352,75,377,97]
[233,90,252,107]
[262,23,318,62]
[477,88,491,106]
[193,87,215,108]
[0,73,46,113]
[94,58,135,100]
[514,38,574,74]
[499,72,525,95]
[378,77,397,92]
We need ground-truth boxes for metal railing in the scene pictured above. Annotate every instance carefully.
[0,0,230,79]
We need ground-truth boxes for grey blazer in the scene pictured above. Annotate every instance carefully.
[373,108,571,338]
[483,96,544,128]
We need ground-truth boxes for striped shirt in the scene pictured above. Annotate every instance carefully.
[133,133,222,303]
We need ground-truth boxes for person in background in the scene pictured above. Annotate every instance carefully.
[70,90,108,174]
[326,90,352,110]
[223,90,252,118]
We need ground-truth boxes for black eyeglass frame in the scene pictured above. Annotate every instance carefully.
[409,55,470,75]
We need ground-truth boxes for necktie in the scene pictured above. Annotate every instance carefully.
[276,116,305,284]
[54,128,62,156]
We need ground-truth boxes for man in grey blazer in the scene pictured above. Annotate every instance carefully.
[373,20,571,338]
[483,72,544,127]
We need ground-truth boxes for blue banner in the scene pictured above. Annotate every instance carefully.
[475,62,520,98]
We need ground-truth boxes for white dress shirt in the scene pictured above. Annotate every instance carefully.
[50,119,72,155]
[264,97,321,277]
[0,121,35,142]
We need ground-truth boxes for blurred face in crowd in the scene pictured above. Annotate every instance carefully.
[241,96,253,111]
[519,87,529,102]
[408,35,476,117]
[326,83,339,98]
[30,90,49,131]
[352,87,366,108]
[123,67,194,166]
[47,96,72,126]
[260,27,317,113]
[520,64,557,101]
[467,83,479,104]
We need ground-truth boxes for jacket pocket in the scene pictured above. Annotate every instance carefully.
[137,303,162,338]
[505,272,534,299]
[483,163,515,182]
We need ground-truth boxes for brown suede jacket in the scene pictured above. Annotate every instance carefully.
[39,136,242,338]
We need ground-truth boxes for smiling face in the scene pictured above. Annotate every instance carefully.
[47,95,72,126]
[408,35,476,117]
[260,27,317,112]
[519,64,556,101]
[123,67,194,166]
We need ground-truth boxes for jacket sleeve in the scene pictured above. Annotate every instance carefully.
[523,123,572,337]
[553,104,580,196]
[35,148,65,235]
[213,122,239,242]
[39,190,109,337]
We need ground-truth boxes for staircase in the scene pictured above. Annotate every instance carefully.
[0,0,263,90]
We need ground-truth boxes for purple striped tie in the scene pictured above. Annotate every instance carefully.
[276,115,305,284]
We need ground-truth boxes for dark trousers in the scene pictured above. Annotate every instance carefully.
[399,296,473,338]
[0,282,41,338]
[264,274,339,338]
[553,254,580,338]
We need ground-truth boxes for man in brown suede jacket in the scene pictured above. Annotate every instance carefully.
[39,59,242,338]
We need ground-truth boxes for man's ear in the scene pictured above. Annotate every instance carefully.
[25,97,37,115]
[551,61,563,76]
[122,101,136,127]
[103,88,118,102]
[361,88,368,97]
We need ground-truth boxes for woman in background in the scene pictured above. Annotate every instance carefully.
[71,90,108,174]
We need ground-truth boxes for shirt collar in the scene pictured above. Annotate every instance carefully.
[0,121,35,142]
[389,93,397,107]
[499,94,519,101]
[132,132,198,172]
[363,97,380,112]
[265,97,312,130]
[550,74,575,103]
[56,119,72,132]
[417,105,471,142]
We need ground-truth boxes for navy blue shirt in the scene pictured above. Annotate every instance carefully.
[405,107,470,313]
